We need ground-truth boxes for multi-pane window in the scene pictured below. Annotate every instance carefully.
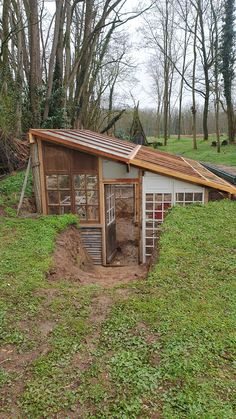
[106,185,115,226]
[145,193,172,259]
[175,192,203,205]
[74,174,99,221]
[46,175,71,215]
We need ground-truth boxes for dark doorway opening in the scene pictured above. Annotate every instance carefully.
[105,183,139,266]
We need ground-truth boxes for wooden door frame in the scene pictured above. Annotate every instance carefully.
[102,179,141,266]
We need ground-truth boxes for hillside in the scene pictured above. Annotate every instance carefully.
[0,198,235,417]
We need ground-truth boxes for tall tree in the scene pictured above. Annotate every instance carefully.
[220,0,236,143]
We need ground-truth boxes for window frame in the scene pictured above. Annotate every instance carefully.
[74,173,99,222]
[106,185,116,226]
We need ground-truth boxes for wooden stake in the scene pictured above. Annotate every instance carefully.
[17,156,31,216]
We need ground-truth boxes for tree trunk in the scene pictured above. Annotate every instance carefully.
[27,0,41,128]
[43,0,64,121]
[192,14,198,150]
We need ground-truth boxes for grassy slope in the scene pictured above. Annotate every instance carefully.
[0,214,100,416]
[78,200,235,418]
[0,171,33,216]
[148,136,236,166]
[0,200,235,418]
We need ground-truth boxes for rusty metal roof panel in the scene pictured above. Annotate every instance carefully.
[29,129,236,194]
[30,129,137,162]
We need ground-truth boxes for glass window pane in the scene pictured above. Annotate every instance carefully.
[155,194,163,201]
[176,192,184,201]
[154,212,163,220]
[164,193,172,202]
[154,203,162,211]
[58,175,69,189]
[87,175,98,189]
[146,193,153,202]
[87,206,99,220]
[46,175,58,189]
[194,192,203,201]
[185,193,193,201]
[60,191,71,205]
[146,202,153,211]
[76,206,86,220]
[60,206,71,214]
[87,190,98,205]
[48,206,60,215]
[75,191,86,205]
[48,190,59,204]
[74,174,85,189]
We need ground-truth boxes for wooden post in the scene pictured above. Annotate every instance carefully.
[17,156,31,216]
[98,158,106,265]
[37,139,47,214]
[204,188,209,204]
[138,169,143,264]
[30,135,42,213]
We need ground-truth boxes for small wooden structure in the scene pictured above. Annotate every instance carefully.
[130,103,148,145]
[29,129,236,265]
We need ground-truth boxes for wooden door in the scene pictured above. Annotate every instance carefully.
[105,185,117,263]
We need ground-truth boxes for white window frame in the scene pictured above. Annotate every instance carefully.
[106,185,115,226]
[142,172,205,263]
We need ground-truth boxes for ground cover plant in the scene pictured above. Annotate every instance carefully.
[0,170,32,216]
[0,171,235,417]
[149,135,236,166]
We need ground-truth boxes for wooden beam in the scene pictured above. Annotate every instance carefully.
[30,138,42,213]
[128,144,141,160]
[37,139,47,214]
[17,156,31,216]
[204,188,209,204]
[102,178,139,184]
[131,159,236,194]
[98,158,106,266]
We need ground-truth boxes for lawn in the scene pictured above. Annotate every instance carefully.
[0,170,32,216]
[148,136,236,166]
[0,199,235,417]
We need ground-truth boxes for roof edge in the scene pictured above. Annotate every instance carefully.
[131,158,236,194]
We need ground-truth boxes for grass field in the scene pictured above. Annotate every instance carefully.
[148,136,236,166]
[0,199,235,417]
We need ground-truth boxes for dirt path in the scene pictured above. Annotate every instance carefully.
[0,227,148,417]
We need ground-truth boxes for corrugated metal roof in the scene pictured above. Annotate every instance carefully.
[29,129,139,162]
[29,129,236,194]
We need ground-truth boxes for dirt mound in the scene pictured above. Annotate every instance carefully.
[47,226,94,282]
[47,226,147,286]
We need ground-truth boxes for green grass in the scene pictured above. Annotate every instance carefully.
[77,201,236,418]
[148,136,236,166]
[0,170,33,215]
[0,213,95,416]
[0,193,235,416]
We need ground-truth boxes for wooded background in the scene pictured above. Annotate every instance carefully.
[0,0,235,170]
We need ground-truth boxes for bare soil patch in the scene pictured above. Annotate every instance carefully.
[48,226,147,287]
[47,225,94,282]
